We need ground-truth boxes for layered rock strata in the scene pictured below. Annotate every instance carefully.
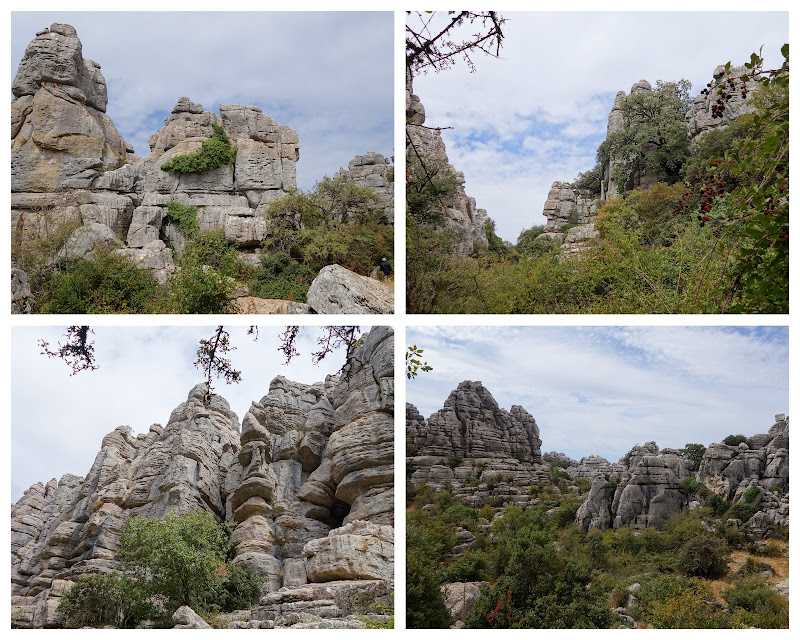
[334,151,394,225]
[11,327,394,628]
[407,381,548,508]
[406,71,490,255]
[11,24,392,314]
[574,416,789,533]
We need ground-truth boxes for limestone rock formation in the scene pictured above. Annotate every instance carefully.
[575,417,789,533]
[685,64,760,140]
[697,415,789,534]
[441,581,488,626]
[11,24,392,314]
[334,151,394,224]
[11,327,394,628]
[407,381,548,508]
[406,71,491,255]
[539,181,600,253]
[11,268,33,314]
[306,264,394,314]
[535,60,763,252]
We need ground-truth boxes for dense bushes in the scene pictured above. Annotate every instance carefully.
[38,248,165,314]
[58,511,261,628]
[248,252,315,302]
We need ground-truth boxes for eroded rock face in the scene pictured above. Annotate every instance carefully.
[11,328,394,628]
[697,415,789,534]
[406,70,491,255]
[11,24,392,308]
[11,23,128,195]
[334,152,394,224]
[407,381,548,508]
[575,417,789,533]
[685,64,760,140]
[441,581,489,626]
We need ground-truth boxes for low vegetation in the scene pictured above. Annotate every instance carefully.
[407,47,788,314]
[58,511,262,628]
[14,174,391,314]
[406,469,788,629]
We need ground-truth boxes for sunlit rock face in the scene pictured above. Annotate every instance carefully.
[11,327,395,628]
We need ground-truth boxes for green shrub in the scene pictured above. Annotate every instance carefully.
[407,548,453,628]
[681,477,700,495]
[161,122,237,173]
[743,487,761,503]
[171,232,252,313]
[249,252,315,302]
[165,201,199,236]
[735,557,772,578]
[57,571,156,628]
[119,511,260,614]
[678,534,729,579]
[439,551,489,583]
[707,494,728,516]
[722,576,788,628]
[39,249,165,314]
[446,454,462,469]
[726,503,756,522]
[722,434,753,448]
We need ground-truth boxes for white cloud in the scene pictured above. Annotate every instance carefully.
[410,11,788,241]
[407,326,788,464]
[11,11,393,189]
[11,326,372,502]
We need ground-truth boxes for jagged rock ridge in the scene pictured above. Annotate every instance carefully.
[11,327,394,629]
[408,383,788,537]
[573,415,789,534]
[407,381,548,508]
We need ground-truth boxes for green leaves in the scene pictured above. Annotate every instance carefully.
[406,345,432,379]
[161,122,237,173]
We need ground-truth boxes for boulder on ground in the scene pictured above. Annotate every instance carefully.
[307,264,393,314]
[172,605,211,629]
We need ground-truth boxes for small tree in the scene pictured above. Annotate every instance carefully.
[119,511,232,612]
[678,443,707,470]
[604,79,692,190]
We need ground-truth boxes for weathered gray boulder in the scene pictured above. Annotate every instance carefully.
[307,264,393,314]
[172,605,212,629]
[441,581,488,624]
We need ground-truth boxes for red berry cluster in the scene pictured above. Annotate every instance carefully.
[674,161,726,226]
[699,76,749,119]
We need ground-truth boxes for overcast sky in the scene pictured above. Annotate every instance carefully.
[407,326,788,464]
[11,11,393,190]
[10,325,385,502]
[409,11,789,242]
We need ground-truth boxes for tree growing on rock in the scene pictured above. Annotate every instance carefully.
[602,79,692,190]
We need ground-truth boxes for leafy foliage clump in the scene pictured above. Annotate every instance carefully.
[161,122,237,173]
[678,534,729,579]
[38,248,165,314]
[58,511,261,628]
[165,201,199,236]
[249,252,315,302]
[722,434,753,448]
